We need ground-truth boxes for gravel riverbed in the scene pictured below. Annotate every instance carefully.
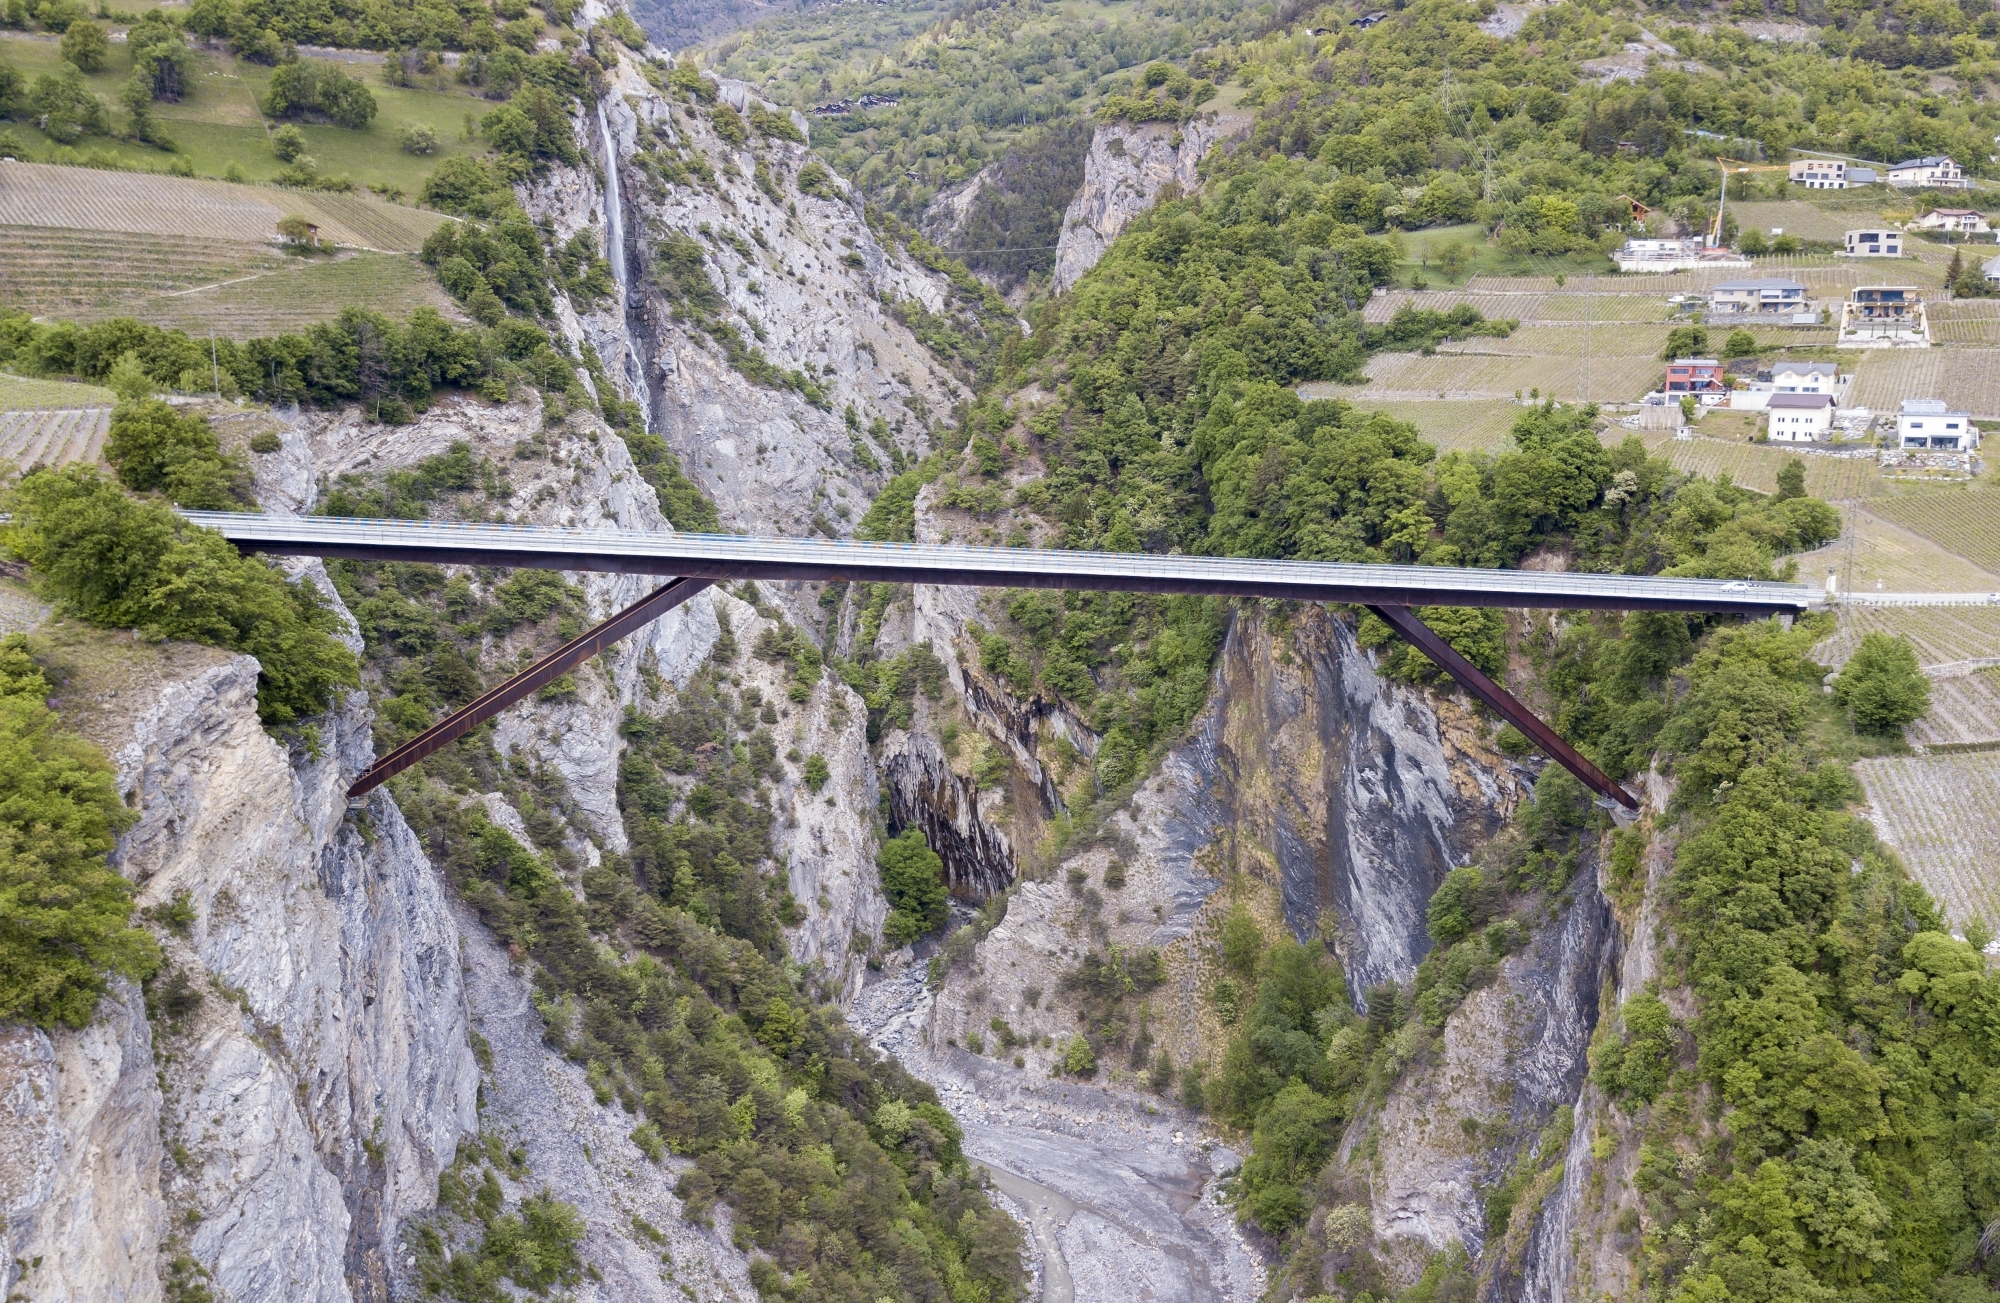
[849,962,1269,1302]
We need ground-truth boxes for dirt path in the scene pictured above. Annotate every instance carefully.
[849,965,1267,1302]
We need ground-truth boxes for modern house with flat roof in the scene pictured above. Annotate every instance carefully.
[1663,358,1726,394]
[1887,156,1966,188]
[1841,285,1930,347]
[1789,158,1846,188]
[1845,229,1903,257]
[1766,392,1835,441]
[1898,399,1979,450]
[1709,277,1809,316]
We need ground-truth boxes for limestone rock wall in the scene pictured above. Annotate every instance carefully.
[1050,111,1248,295]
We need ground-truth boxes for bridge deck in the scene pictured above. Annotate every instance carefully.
[190,513,1815,615]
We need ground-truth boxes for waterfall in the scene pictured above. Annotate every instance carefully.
[595,101,627,290]
[593,96,653,433]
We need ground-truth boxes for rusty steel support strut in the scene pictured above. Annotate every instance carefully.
[1366,604,1639,811]
[347,576,713,799]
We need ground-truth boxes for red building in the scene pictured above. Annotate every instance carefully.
[1663,357,1725,394]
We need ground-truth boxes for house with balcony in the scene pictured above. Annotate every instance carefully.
[1887,156,1966,189]
[1709,277,1810,318]
[1766,393,1836,441]
[1844,229,1904,257]
[1841,285,1930,346]
[1912,208,1992,234]
[1898,399,1979,450]
[1789,158,1847,188]
[1663,357,1726,394]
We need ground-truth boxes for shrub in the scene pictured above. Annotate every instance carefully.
[400,121,439,154]
[0,635,157,1029]
[271,123,307,162]
[3,466,360,726]
[1832,632,1930,735]
[795,159,837,198]
[802,753,829,792]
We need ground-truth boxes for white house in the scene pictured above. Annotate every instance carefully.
[1766,392,1835,441]
[1898,399,1979,450]
[1789,158,1846,188]
[1985,253,2000,284]
[1887,156,1966,189]
[1845,229,1903,257]
[1769,361,1845,396]
[1912,208,1992,234]
[1710,277,1809,316]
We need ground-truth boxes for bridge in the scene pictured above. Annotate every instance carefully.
[189,512,1817,810]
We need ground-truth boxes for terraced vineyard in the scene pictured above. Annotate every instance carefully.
[1468,260,1945,294]
[1813,603,2000,670]
[1855,752,2000,935]
[122,253,465,338]
[1642,432,1884,498]
[0,227,463,338]
[0,407,110,470]
[1325,350,1661,402]
[0,375,115,409]
[0,227,287,321]
[1726,200,1889,244]
[1362,290,1670,324]
[0,160,450,252]
[1848,349,2000,418]
[1928,302,2000,347]
[1791,507,2000,596]
[1869,488,2000,572]
[1340,399,1523,452]
[1435,322,1670,358]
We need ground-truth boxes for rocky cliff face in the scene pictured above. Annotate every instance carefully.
[523,56,970,549]
[920,605,1526,1076]
[1050,111,1249,295]
[1,641,478,1303]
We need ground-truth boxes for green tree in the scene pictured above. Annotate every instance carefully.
[1831,632,1930,735]
[271,123,307,161]
[1236,1082,1342,1232]
[57,18,107,71]
[878,827,946,945]
[1662,325,1710,360]
[0,636,157,1029]
[1723,327,1759,358]
[31,63,107,144]
[104,398,250,509]
[3,467,359,726]
[1775,458,1806,501]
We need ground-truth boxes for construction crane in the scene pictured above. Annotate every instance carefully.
[1710,156,1791,246]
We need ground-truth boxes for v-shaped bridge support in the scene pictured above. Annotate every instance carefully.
[346,574,1636,810]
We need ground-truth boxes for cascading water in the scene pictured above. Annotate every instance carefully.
[595,100,627,291]
[594,96,652,432]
